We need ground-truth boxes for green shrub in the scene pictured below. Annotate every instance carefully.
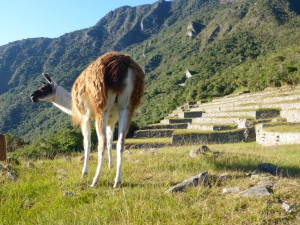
[11,129,85,159]
[4,134,28,152]
[10,121,140,159]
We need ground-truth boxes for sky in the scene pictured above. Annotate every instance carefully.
[0,0,158,46]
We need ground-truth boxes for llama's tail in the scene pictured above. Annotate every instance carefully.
[102,52,131,93]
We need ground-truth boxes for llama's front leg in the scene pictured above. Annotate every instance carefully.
[91,118,106,187]
[81,117,91,177]
[114,109,130,188]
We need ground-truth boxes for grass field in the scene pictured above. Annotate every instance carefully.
[264,123,300,133]
[1,142,300,224]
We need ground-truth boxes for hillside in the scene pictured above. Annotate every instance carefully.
[0,0,300,141]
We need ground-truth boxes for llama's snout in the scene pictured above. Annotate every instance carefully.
[30,93,39,102]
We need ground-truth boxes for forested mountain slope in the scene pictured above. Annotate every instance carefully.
[0,0,299,141]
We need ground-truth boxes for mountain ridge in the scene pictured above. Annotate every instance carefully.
[0,0,299,141]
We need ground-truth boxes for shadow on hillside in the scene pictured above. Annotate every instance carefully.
[211,152,300,179]
[288,0,300,15]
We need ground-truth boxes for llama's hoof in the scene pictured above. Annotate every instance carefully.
[90,178,99,187]
[90,181,98,187]
[113,182,122,188]
[81,172,88,179]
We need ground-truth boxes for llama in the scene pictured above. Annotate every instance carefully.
[31,52,144,187]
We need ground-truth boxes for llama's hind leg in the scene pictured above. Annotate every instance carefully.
[114,109,132,188]
[106,125,115,169]
[106,94,118,170]
[91,116,107,187]
[81,116,91,177]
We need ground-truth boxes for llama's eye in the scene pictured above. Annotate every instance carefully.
[41,85,51,91]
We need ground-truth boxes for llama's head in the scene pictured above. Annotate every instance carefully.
[31,73,57,102]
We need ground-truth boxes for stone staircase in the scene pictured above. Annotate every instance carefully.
[131,86,300,147]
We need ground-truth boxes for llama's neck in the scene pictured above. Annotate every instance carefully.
[52,85,72,115]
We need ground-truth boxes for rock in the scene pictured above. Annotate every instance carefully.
[140,148,158,154]
[66,156,72,162]
[257,163,279,176]
[140,149,147,154]
[166,172,208,193]
[4,164,13,172]
[256,180,275,188]
[216,173,231,185]
[7,157,20,165]
[23,199,35,209]
[281,202,295,212]
[58,176,66,180]
[199,145,211,153]
[64,191,74,197]
[239,186,270,197]
[7,171,17,181]
[133,160,140,164]
[213,152,220,157]
[189,150,198,158]
[125,150,132,155]
[243,126,256,142]
[150,148,158,154]
[57,169,66,174]
[251,174,260,179]
[186,21,203,38]
[189,145,211,158]
[218,173,231,180]
[222,186,240,194]
[27,162,35,169]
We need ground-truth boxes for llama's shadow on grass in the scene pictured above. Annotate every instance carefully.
[76,179,161,189]
[111,181,166,189]
[211,152,300,178]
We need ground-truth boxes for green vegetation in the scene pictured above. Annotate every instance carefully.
[213,116,254,119]
[190,123,237,127]
[1,143,300,224]
[10,129,89,159]
[225,108,281,112]
[264,123,300,133]
[173,128,244,135]
[1,1,300,224]
[116,137,171,144]
[128,0,300,126]
[4,134,28,152]
[254,117,287,124]
[256,108,281,112]
[0,0,300,142]
[8,127,171,160]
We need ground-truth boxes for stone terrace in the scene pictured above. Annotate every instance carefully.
[131,86,300,147]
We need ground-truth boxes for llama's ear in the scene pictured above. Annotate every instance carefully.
[43,73,53,84]
[39,80,48,86]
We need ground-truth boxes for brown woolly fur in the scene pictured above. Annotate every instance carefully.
[71,52,145,126]
[130,62,144,112]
